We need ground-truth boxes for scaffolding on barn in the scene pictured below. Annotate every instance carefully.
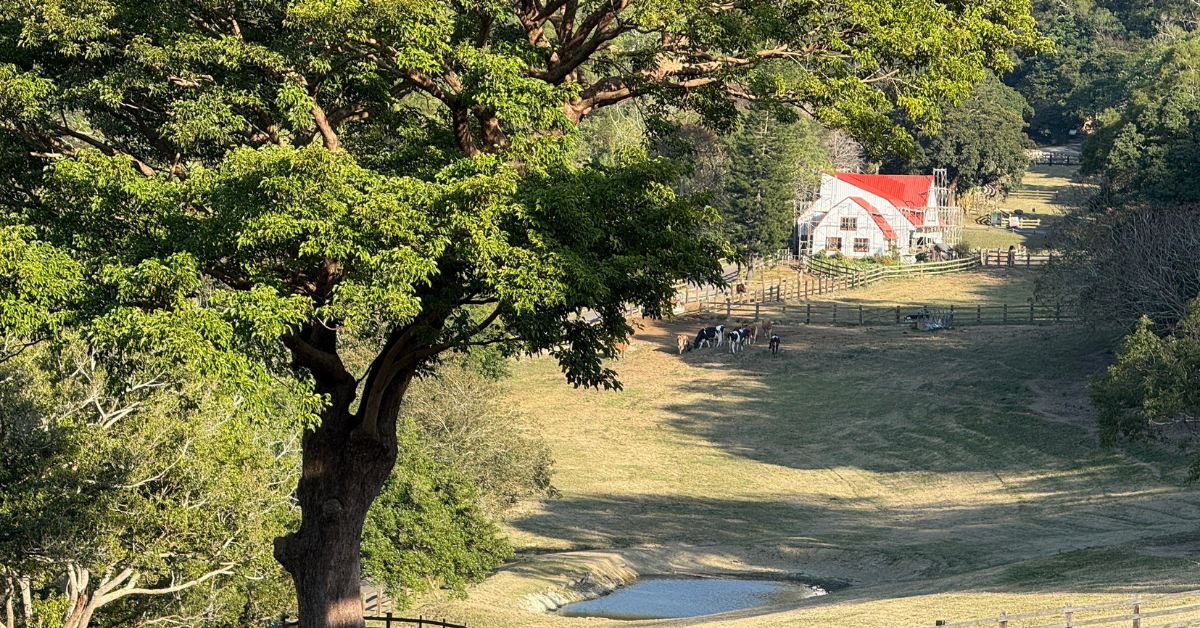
[930,168,964,246]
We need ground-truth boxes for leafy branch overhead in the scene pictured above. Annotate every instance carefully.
[0,0,1046,172]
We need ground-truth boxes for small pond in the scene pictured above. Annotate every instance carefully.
[557,578,824,620]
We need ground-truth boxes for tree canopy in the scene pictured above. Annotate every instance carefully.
[1080,35,1200,205]
[884,74,1032,193]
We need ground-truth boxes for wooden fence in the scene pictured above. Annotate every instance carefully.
[1029,152,1080,166]
[922,589,1200,628]
[674,249,1056,315]
[700,300,1075,327]
[979,249,1056,267]
[280,614,470,628]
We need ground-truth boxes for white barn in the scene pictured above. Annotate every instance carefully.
[797,172,955,258]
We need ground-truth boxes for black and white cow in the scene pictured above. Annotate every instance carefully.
[694,325,725,348]
[769,334,781,356]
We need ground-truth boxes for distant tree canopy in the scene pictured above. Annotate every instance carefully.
[1004,0,1197,145]
[884,74,1032,193]
[1081,35,1200,205]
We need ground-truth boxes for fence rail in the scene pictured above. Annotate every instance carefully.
[674,249,1056,316]
[280,614,469,628]
[922,590,1200,628]
[1029,152,1080,166]
[700,300,1075,327]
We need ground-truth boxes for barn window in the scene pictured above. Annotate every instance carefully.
[854,238,869,253]
[825,237,842,251]
[840,217,857,230]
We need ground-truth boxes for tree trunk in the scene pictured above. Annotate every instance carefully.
[16,576,29,628]
[274,366,412,628]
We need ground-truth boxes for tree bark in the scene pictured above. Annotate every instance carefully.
[16,576,29,628]
[273,365,413,628]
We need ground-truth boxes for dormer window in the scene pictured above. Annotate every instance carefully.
[840,217,857,230]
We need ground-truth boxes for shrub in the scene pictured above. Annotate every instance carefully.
[1090,299,1200,477]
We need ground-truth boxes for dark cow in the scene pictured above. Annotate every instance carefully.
[728,328,749,354]
[769,334,781,357]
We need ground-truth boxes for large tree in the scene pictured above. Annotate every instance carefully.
[721,109,824,275]
[885,74,1032,193]
[0,0,1043,626]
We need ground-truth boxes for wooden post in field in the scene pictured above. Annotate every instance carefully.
[1064,602,1073,628]
[1029,302,1034,324]
[1003,303,1008,324]
[806,303,811,324]
[1132,594,1141,628]
[419,616,424,628]
[755,302,760,320]
[1056,303,1061,323]
[832,303,838,325]
[999,610,1008,628]
[858,304,863,325]
[726,298,731,318]
[386,612,394,628]
[895,305,900,324]
[805,279,809,299]
[1026,251,1031,266]
[977,304,982,325]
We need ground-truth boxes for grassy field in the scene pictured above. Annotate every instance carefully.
[808,268,1038,307]
[410,272,1200,628]
[961,227,1047,251]
[959,164,1095,252]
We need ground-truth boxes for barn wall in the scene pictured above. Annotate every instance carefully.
[809,200,895,258]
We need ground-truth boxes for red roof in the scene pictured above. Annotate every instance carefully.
[835,173,934,209]
[849,197,897,240]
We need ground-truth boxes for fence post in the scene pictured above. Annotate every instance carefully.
[1026,251,1031,267]
[386,612,394,628]
[806,303,811,325]
[755,302,760,320]
[419,616,424,628]
[999,610,1008,628]
[726,298,731,318]
[1003,304,1008,324]
[895,305,900,324]
[949,304,954,324]
[1055,303,1061,323]
[977,305,982,325]
[832,303,838,325]
[859,305,863,325]
[1132,594,1141,628]
[1064,602,1073,628]
[805,279,809,299]
[1029,302,1034,324]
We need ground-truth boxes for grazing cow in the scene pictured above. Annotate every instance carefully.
[694,326,720,348]
[769,334,781,357]
[728,328,748,353]
[677,334,692,354]
[744,324,759,345]
[760,319,773,336]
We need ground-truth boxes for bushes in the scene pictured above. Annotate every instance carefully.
[1090,300,1200,477]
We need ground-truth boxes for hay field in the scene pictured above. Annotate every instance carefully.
[410,273,1200,628]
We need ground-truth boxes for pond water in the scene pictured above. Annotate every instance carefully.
[557,578,824,620]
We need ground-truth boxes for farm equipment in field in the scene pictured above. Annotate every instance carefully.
[905,307,954,330]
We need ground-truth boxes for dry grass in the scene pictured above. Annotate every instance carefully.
[807,268,1038,307]
[409,272,1200,628]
